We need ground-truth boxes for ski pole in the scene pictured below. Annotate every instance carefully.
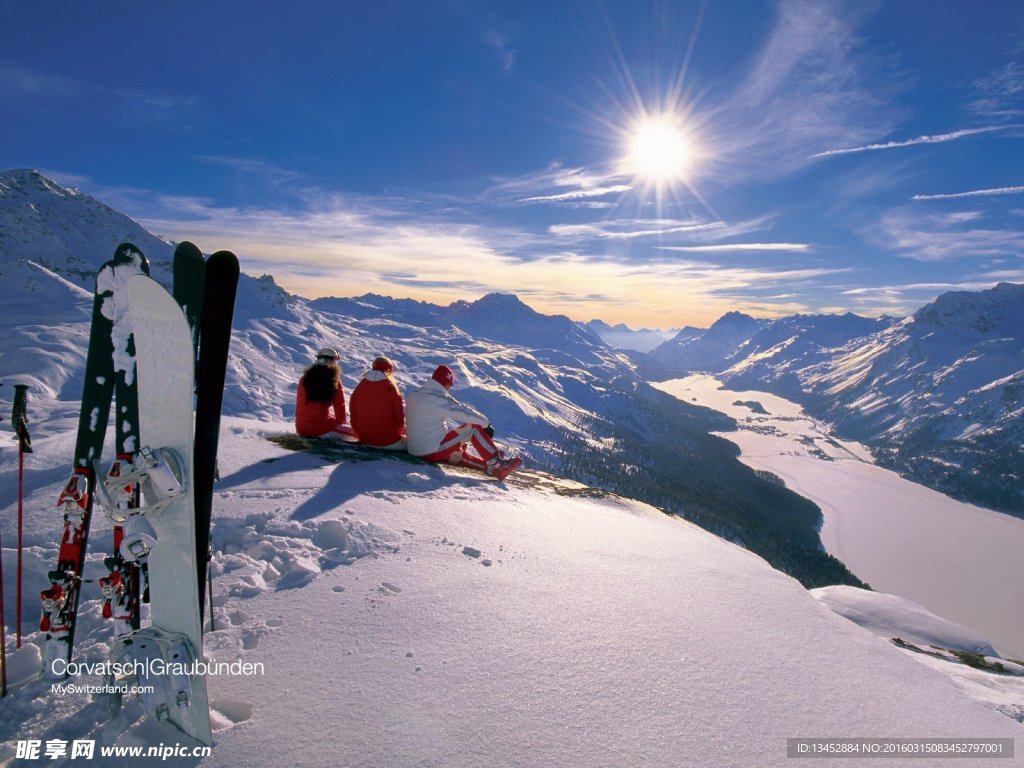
[207,542,215,633]
[1,517,7,696]
[12,385,32,649]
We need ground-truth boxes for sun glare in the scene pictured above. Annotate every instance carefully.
[624,114,693,184]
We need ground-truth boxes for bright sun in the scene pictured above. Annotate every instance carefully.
[624,114,693,184]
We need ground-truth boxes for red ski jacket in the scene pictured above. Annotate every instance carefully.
[350,371,406,446]
[295,379,348,437]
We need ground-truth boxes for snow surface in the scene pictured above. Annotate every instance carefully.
[655,375,1024,661]
[811,587,1024,724]
[812,586,998,656]
[1,416,1021,766]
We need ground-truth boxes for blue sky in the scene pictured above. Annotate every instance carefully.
[3,1,1023,328]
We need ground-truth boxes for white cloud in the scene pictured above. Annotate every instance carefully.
[547,215,781,244]
[911,185,1024,201]
[657,243,811,253]
[485,32,516,73]
[866,206,1024,262]
[811,126,1007,158]
[970,57,1024,119]
[0,59,197,125]
[518,185,633,203]
[483,163,639,207]
[548,219,726,239]
[710,0,901,179]
[127,187,843,327]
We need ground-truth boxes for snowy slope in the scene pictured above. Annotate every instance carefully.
[655,374,1024,661]
[812,587,1024,724]
[1,417,1021,767]
[812,586,998,656]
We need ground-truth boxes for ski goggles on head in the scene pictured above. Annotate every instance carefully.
[316,347,340,364]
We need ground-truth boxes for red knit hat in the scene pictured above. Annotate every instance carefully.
[372,356,394,374]
[431,365,455,388]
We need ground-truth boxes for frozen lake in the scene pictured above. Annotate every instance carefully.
[655,375,1024,660]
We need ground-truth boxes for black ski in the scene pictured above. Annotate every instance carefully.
[172,241,206,354]
[193,251,239,623]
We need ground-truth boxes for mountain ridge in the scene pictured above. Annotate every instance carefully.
[648,285,1024,516]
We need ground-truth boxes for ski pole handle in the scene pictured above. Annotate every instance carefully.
[12,384,32,452]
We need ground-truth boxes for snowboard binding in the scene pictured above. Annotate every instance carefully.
[108,627,203,740]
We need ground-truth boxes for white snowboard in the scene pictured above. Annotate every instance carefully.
[126,274,212,746]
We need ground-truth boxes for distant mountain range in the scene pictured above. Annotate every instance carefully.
[649,289,1024,516]
[583,319,679,353]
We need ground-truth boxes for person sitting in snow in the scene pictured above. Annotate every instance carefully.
[349,355,407,450]
[405,364,522,480]
[294,348,357,440]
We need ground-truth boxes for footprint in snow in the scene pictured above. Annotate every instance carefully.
[210,700,254,731]
[379,582,402,594]
[241,627,269,651]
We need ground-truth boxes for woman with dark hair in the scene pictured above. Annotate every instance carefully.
[294,348,356,439]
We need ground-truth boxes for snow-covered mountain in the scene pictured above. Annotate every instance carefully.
[797,284,1024,515]
[0,169,173,286]
[650,310,766,372]
[0,169,859,590]
[650,310,888,388]
[584,318,680,353]
[649,296,1024,516]
[718,313,890,396]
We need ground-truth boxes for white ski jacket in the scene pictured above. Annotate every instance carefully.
[405,378,489,456]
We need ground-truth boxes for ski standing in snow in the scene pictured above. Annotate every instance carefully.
[40,243,149,677]
[192,249,239,628]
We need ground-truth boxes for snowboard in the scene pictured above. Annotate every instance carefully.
[193,250,239,624]
[41,243,149,676]
[116,274,212,745]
